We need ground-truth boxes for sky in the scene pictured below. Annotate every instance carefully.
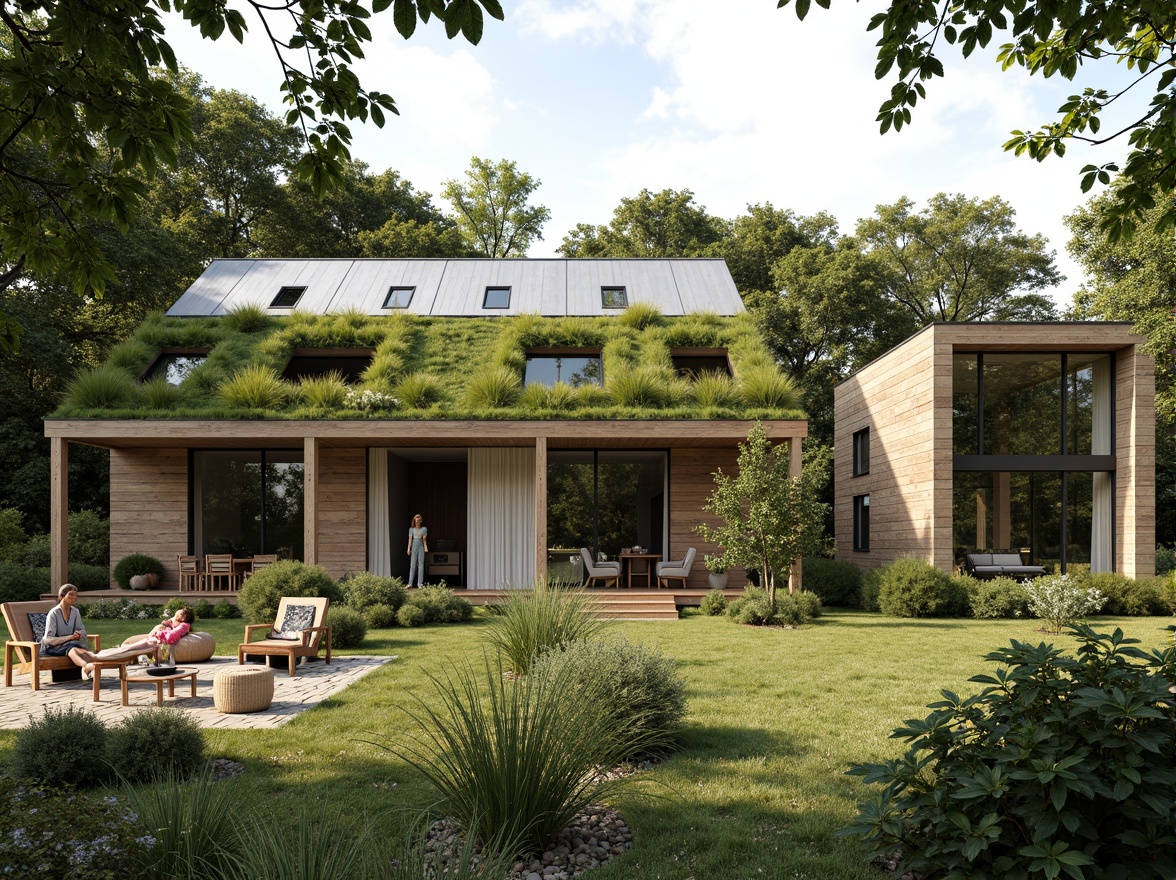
[161,0,1137,307]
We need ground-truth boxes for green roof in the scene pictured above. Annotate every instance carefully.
[53,305,804,422]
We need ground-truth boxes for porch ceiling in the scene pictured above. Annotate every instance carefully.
[45,418,807,450]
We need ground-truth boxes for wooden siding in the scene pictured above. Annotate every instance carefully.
[834,329,940,569]
[109,449,189,588]
[1116,349,1155,577]
[669,447,743,589]
[316,448,367,579]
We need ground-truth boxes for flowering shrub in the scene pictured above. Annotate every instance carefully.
[81,598,158,620]
[0,778,153,879]
[1025,573,1105,633]
[343,388,399,412]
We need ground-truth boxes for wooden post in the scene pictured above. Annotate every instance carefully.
[788,435,803,595]
[535,436,547,586]
[304,437,319,566]
[51,438,68,590]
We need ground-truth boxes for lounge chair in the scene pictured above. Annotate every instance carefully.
[580,547,620,589]
[656,547,697,589]
[238,596,332,676]
[3,600,101,691]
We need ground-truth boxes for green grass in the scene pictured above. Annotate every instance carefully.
[5,611,1169,878]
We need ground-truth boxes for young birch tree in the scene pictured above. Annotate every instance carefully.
[696,422,828,612]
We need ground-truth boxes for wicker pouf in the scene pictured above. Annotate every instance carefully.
[122,631,216,663]
[213,666,275,714]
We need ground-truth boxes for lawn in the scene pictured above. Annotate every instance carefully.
[2,610,1171,879]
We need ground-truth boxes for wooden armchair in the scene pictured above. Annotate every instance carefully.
[238,596,332,676]
[204,554,239,591]
[178,555,203,591]
[3,600,100,691]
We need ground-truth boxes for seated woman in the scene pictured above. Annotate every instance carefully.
[41,584,103,678]
[115,607,194,659]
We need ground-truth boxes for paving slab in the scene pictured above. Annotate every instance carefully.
[0,656,395,730]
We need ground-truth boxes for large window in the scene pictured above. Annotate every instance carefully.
[952,352,1114,572]
[193,451,304,559]
[524,351,602,387]
[546,451,666,580]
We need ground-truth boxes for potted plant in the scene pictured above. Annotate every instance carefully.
[704,554,729,590]
[113,553,166,590]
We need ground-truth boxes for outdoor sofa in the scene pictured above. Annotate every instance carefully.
[963,552,1046,581]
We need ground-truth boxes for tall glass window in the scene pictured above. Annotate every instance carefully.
[193,451,304,559]
[952,354,979,455]
[982,353,1063,455]
[1066,354,1113,455]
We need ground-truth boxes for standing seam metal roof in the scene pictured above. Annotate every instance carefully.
[165,258,745,317]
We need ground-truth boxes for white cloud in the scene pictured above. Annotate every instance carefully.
[517,0,648,43]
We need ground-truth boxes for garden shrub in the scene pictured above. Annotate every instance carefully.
[860,567,882,611]
[1084,571,1171,616]
[213,599,240,618]
[802,557,862,607]
[967,575,1031,619]
[1025,573,1105,633]
[841,627,1176,880]
[482,585,610,675]
[12,706,110,788]
[0,506,27,558]
[341,571,407,615]
[0,558,47,603]
[327,606,367,648]
[107,707,205,784]
[81,598,158,620]
[194,599,213,619]
[20,532,51,567]
[774,591,823,625]
[67,563,111,590]
[405,585,474,625]
[112,553,166,590]
[1156,544,1175,576]
[237,560,343,623]
[531,636,686,757]
[68,509,110,567]
[700,589,727,615]
[726,586,775,625]
[0,777,151,880]
[878,557,968,618]
[397,603,425,627]
[362,603,395,628]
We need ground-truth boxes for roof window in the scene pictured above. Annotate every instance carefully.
[601,286,628,309]
[483,286,511,309]
[281,349,373,384]
[271,286,306,308]
[140,350,208,386]
[383,287,415,309]
[672,349,732,378]
[524,350,603,387]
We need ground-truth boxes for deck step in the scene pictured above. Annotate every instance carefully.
[588,593,680,620]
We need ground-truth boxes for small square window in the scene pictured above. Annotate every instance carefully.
[601,286,628,309]
[271,286,306,308]
[483,287,511,309]
[853,427,870,476]
[383,287,415,309]
[853,494,870,551]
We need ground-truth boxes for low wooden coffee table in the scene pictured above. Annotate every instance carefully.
[121,667,199,707]
[90,658,132,703]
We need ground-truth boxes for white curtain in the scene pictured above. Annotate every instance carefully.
[468,448,535,589]
[367,449,391,576]
[1091,357,1113,572]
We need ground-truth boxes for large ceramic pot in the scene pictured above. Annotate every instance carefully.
[707,571,728,590]
[128,573,158,590]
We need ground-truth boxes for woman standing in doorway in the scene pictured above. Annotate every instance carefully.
[406,513,428,587]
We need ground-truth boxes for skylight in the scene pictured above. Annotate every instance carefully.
[483,287,511,309]
[601,286,628,309]
[271,286,306,308]
[383,287,415,309]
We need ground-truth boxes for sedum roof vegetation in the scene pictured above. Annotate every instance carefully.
[53,303,805,422]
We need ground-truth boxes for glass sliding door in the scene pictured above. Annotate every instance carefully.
[193,450,304,559]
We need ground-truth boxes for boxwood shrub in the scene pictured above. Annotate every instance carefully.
[327,606,367,648]
[965,574,1031,619]
[107,707,205,784]
[878,557,969,618]
[802,556,862,607]
[237,560,343,623]
[12,706,111,788]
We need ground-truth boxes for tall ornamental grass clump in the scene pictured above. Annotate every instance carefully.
[464,365,521,408]
[66,363,137,409]
[841,627,1176,880]
[227,811,380,880]
[530,636,686,757]
[219,364,287,409]
[1025,573,1105,633]
[392,656,651,854]
[126,772,243,880]
[482,584,610,675]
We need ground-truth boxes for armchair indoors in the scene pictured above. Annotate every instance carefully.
[656,547,696,589]
[580,547,620,589]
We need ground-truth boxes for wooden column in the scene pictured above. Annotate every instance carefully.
[51,438,68,590]
[304,437,320,566]
[535,436,547,585]
[788,435,803,595]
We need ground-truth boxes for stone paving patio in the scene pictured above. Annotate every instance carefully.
[0,655,395,730]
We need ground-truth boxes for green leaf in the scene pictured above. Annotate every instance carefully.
[394,0,417,38]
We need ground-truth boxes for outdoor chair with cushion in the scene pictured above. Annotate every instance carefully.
[580,547,620,589]
[963,551,1046,581]
[656,547,697,589]
[3,600,101,691]
[238,596,332,676]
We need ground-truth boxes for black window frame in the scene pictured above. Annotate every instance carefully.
[382,286,415,309]
[271,286,307,308]
[483,286,512,309]
[852,427,870,476]
[853,494,870,551]
[601,286,628,309]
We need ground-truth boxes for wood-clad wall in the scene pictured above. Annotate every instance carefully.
[316,448,367,579]
[1116,349,1155,578]
[668,447,742,588]
[833,328,940,569]
[109,449,189,588]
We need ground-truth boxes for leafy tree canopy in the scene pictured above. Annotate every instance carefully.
[855,193,1061,323]
[774,0,1176,241]
[0,0,503,340]
[558,188,728,258]
[441,157,551,258]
